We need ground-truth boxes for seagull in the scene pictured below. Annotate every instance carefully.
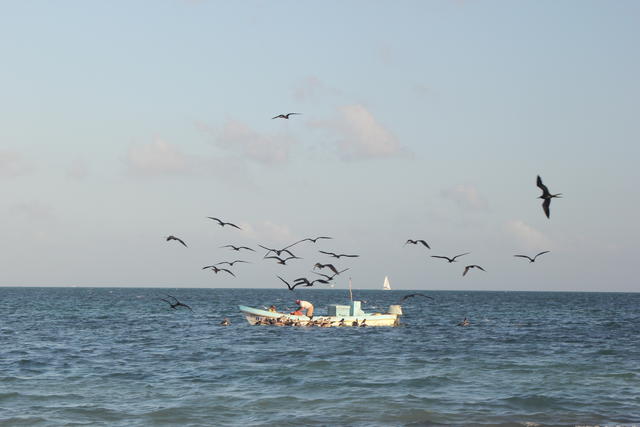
[221,245,255,252]
[431,253,470,263]
[258,244,296,258]
[161,294,193,311]
[272,112,301,120]
[536,175,562,218]
[405,239,430,249]
[463,265,486,276]
[313,262,339,275]
[202,265,236,276]
[514,251,550,263]
[216,260,250,267]
[319,250,359,259]
[396,293,434,304]
[166,235,187,247]
[277,275,306,291]
[283,236,333,250]
[265,255,302,265]
[207,217,242,230]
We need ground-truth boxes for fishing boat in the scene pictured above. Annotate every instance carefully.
[238,300,402,327]
[382,276,391,290]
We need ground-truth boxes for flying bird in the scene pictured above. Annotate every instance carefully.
[312,267,350,281]
[216,260,250,266]
[258,244,296,258]
[208,217,242,230]
[221,245,255,252]
[396,293,434,304]
[166,235,187,247]
[277,275,306,291]
[463,265,486,276]
[536,175,562,218]
[405,239,430,249]
[202,265,236,276]
[293,277,329,287]
[514,251,550,263]
[431,253,470,263]
[319,250,359,259]
[272,112,301,120]
[161,294,193,311]
[265,255,302,265]
[284,236,333,250]
[313,262,340,275]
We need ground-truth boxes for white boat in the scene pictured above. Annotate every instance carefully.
[382,276,391,290]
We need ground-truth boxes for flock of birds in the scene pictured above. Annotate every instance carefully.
[160,113,564,324]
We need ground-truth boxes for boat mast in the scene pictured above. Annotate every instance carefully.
[348,277,353,301]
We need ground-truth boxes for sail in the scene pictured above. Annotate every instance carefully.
[383,276,391,290]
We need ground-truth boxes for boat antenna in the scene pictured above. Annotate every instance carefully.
[348,277,353,301]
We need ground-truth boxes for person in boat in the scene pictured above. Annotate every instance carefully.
[292,299,314,318]
[268,305,277,312]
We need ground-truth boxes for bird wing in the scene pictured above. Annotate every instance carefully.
[341,254,360,258]
[202,265,216,269]
[405,239,415,245]
[463,266,470,276]
[318,250,337,257]
[208,217,223,225]
[418,240,430,249]
[431,255,451,261]
[325,264,339,275]
[452,252,470,261]
[265,256,284,262]
[514,255,533,261]
[542,199,551,218]
[474,265,486,272]
[534,251,550,260]
[272,114,284,119]
[227,222,242,230]
[179,302,193,311]
[537,175,551,196]
[221,269,235,277]
[239,246,255,251]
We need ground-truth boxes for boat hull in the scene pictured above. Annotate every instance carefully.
[238,305,399,327]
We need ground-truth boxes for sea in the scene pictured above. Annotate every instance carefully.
[1,287,638,427]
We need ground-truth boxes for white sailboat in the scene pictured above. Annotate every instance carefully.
[382,276,391,291]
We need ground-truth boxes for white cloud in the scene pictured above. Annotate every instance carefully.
[309,104,402,160]
[505,220,553,250]
[126,138,189,176]
[197,119,295,165]
[0,149,31,178]
[441,184,488,211]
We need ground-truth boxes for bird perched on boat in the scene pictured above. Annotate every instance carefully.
[216,260,250,267]
[277,275,306,291]
[166,235,187,247]
[258,244,296,258]
[514,251,550,263]
[536,175,562,218]
[265,255,302,265]
[220,318,231,326]
[463,265,486,276]
[313,262,340,275]
[202,265,236,277]
[272,112,301,120]
[221,244,255,252]
[319,250,359,259]
[207,217,242,230]
[431,253,470,263]
[405,239,430,249]
[161,294,193,311]
[396,293,434,304]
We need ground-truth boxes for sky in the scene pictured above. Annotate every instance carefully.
[1,0,639,291]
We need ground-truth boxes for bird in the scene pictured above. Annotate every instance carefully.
[283,236,333,250]
[265,255,302,265]
[161,294,193,311]
[294,277,331,287]
[220,318,231,326]
[221,245,255,252]
[514,251,550,263]
[258,244,296,258]
[458,317,471,327]
[272,112,301,120]
[536,175,562,218]
[312,267,350,281]
[431,253,470,263]
[207,217,242,230]
[202,265,236,276]
[216,260,250,267]
[463,265,486,276]
[313,262,340,275]
[318,250,359,259]
[396,293,434,304]
[166,235,187,247]
[405,239,430,249]
[277,275,306,291]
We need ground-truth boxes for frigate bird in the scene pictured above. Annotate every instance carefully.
[277,276,305,291]
[463,265,486,276]
[161,294,193,311]
[215,260,250,267]
[396,293,434,304]
[405,239,430,249]
[258,244,296,258]
[536,175,562,218]
[318,250,359,259]
[312,267,350,281]
[202,265,236,277]
[272,112,301,119]
[208,217,242,230]
[284,236,333,250]
[431,253,470,263]
[313,262,340,275]
[265,255,302,265]
[221,245,255,252]
[166,235,187,247]
[514,251,550,263]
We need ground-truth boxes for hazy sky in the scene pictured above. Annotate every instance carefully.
[2,1,639,291]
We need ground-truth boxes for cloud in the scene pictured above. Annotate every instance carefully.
[293,76,342,102]
[197,119,295,165]
[126,138,190,176]
[505,220,553,250]
[0,149,31,178]
[309,104,402,160]
[441,184,488,211]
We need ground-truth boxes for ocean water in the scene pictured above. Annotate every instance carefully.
[1,287,638,427]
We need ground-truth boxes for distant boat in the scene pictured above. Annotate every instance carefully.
[382,276,391,291]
